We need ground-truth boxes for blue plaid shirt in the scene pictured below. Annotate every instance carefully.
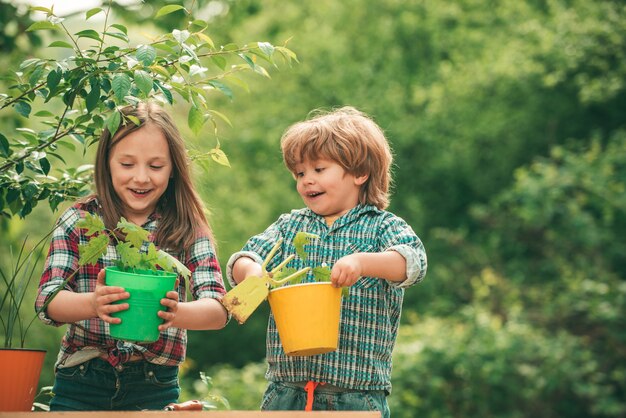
[227,204,427,392]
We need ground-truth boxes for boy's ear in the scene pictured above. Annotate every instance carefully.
[354,173,369,186]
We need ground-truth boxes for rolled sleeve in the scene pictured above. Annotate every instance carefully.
[387,243,428,288]
[226,251,264,288]
[185,236,226,301]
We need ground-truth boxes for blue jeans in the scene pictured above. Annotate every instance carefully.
[261,381,389,418]
[50,358,180,411]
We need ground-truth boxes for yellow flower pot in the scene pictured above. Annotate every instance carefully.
[268,282,342,356]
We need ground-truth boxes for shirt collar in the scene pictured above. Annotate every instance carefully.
[301,204,381,229]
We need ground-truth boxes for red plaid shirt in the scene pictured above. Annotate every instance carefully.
[36,199,226,368]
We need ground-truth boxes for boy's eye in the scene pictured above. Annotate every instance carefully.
[315,167,324,173]
[295,172,304,177]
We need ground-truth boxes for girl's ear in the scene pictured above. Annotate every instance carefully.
[354,173,369,186]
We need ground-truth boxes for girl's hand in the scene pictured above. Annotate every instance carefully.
[158,279,180,331]
[93,269,129,324]
[331,254,363,288]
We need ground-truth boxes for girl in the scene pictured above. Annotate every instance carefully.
[36,102,228,411]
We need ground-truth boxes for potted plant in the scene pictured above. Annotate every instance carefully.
[222,232,348,356]
[0,214,190,411]
[77,213,191,342]
[0,232,52,411]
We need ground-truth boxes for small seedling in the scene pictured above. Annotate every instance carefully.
[77,213,191,279]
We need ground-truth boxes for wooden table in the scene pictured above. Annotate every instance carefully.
[0,412,380,418]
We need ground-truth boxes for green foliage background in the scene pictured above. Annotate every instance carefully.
[1,0,625,416]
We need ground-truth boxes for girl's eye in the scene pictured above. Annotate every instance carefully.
[121,163,133,167]
[150,165,164,170]
[295,172,304,177]
[315,167,324,173]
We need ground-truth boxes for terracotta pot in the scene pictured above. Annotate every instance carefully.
[0,348,46,411]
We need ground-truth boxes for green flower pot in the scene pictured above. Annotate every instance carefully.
[105,266,177,343]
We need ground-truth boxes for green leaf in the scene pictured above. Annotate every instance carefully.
[14,101,32,118]
[19,58,41,70]
[86,7,103,20]
[39,157,51,175]
[188,105,205,134]
[126,115,141,126]
[210,148,230,167]
[26,21,58,32]
[78,234,109,266]
[151,65,171,78]
[85,79,100,112]
[136,45,157,66]
[155,5,186,18]
[117,218,150,248]
[257,42,275,57]
[30,6,52,14]
[208,80,233,100]
[46,69,62,91]
[158,249,191,278]
[210,55,226,70]
[112,74,131,102]
[29,65,44,86]
[75,29,102,42]
[76,213,106,236]
[196,32,214,48]
[293,232,319,260]
[133,70,153,96]
[208,109,233,127]
[143,243,167,270]
[0,133,10,157]
[105,111,121,137]
[312,265,331,282]
[117,242,142,268]
[155,80,173,104]
[104,32,129,43]
[45,69,62,102]
[110,24,128,35]
[48,41,73,49]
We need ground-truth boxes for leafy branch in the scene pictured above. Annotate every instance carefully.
[0,2,297,222]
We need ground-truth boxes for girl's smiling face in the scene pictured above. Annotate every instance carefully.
[109,123,172,225]
[294,158,368,222]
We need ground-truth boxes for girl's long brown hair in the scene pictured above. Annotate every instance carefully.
[90,102,213,253]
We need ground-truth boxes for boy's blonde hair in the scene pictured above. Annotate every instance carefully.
[281,106,393,209]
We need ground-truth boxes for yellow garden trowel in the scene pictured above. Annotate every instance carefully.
[222,239,310,324]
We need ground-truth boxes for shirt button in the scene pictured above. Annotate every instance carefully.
[116,365,124,372]
[148,371,154,377]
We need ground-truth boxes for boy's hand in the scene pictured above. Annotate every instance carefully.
[93,269,129,324]
[158,279,180,331]
[331,254,363,288]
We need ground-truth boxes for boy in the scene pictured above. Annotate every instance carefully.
[227,106,427,417]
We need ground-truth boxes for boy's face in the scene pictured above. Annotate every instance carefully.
[109,123,173,225]
[294,158,368,221]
